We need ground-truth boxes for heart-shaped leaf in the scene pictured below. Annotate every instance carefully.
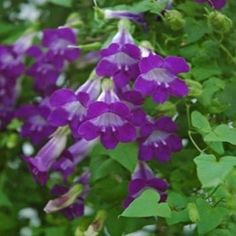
[120,189,171,218]
[194,154,236,188]
[196,199,228,234]
[204,124,236,145]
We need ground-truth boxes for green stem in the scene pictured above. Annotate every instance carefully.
[188,131,204,153]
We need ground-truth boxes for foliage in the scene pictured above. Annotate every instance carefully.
[1,0,236,235]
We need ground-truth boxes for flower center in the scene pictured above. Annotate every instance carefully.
[106,52,137,66]
[143,68,175,85]
[144,130,169,146]
[91,112,124,129]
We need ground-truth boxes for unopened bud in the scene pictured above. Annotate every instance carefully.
[208,12,233,33]
[186,79,202,97]
[165,10,185,31]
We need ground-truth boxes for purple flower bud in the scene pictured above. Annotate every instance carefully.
[124,162,168,208]
[138,116,182,162]
[52,139,96,180]
[44,171,90,219]
[134,53,189,103]
[96,26,141,88]
[78,79,136,149]
[195,0,226,9]
[24,127,69,185]
[103,9,146,27]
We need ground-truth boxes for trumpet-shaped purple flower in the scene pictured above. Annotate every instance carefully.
[78,80,136,149]
[96,26,141,88]
[195,0,226,9]
[16,102,55,144]
[44,171,90,219]
[48,77,101,134]
[139,117,182,162]
[52,139,96,180]
[124,162,168,208]
[42,27,80,69]
[134,54,189,103]
[24,127,68,185]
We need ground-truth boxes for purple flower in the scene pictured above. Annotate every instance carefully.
[138,116,182,162]
[0,45,24,78]
[16,101,55,145]
[48,76,101,137]
[13,33,35,56]
[52,139,96,180]
[27,55,61,95]
[44,171,90,219]
[0,45,24,129]
[96,26,141,88]
[195,0,226,9]
[42,27,80,69]
[134,54,189,103]
[24,127,68,185]
[124,162,168,208]
[78,80,136,149]
[103,9,146,27]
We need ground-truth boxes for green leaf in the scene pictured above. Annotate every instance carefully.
[196,199,228,234]
[0,213,16,230]
[121,189,171,218]
[207,142,224,155]
[200,78,225,106]
[191,111,211,134]
[191,62,222,81]
[194,154,236,188]
[44,227,67,236]
[167,209,189,225]
[48,0,72,7]
[0,191,12,207]
[184,18,210,43]
[91,143,137,172]
[204,124,236,145]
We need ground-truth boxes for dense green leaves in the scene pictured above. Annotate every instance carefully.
[1,0,236,235]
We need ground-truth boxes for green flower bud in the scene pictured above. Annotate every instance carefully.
[208,12,233,33]
[165,10,185,31]
[186,79,203,97]
[187,203,200,223]
[65,13,83,27]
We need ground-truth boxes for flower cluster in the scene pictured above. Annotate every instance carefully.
[0,44,24,129]
[27,27,80,95]
[17,22,190,219]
